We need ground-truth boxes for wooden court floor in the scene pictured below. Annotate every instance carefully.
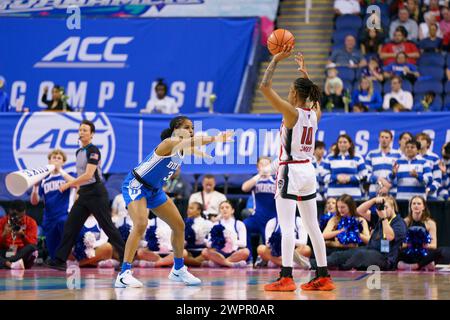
[0,267,450,300]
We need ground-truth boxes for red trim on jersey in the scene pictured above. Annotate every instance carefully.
[279,159,310,165]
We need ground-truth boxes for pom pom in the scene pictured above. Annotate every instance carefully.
[405,226,432,259]
[83,232,96,258]
[185,218,196,248]
[336,216,363,245]
[145,224,160,252]
[210,224,226,251]
[156,225,172,253]
[320,212,335,231]
[118,222,131,242]
[268,228,282,257]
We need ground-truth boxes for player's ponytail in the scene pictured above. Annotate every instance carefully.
[160,115,190,140]
[293,78,322,108]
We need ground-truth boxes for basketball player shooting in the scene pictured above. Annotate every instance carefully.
[259,45,335,291]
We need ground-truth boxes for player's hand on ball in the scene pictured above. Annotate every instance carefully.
[273,44,294,62]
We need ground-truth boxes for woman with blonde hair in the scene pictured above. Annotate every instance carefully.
[350,77,382,111]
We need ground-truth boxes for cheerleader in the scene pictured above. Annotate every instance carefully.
[397,196,438,271]
[201,201,249,267]
[69,215,117,268]
[183,202,213,267]
[322,194,370,256]
[134,216,175,268]
[319,197,337,232]
[256,216,311,269]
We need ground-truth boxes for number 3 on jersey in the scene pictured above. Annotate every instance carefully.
[300,126,313,145]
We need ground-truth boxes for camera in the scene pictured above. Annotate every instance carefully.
[8,211,22,233]
[376,199,385,211]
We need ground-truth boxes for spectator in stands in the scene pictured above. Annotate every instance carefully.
[255,215,311,269]
[328,35,367,68]
[397,196,438,271]
[389,139,433,200]
[69,215,116,268]
[423,0,443,22]
[322,63,345,110]
[352,102,369,112]
[322,134,367,200]
[322,195,370,256]
[134,216,175,268]
[334,0,361,15]
[447,67,450,80]
[440,7,450,48]
[361,56,384,82]
[183,202,213,267]
[389,8,419,41]
[350,77,383,111]
[201,201,249,268]
[0,76,13,112]
[189,175,227,220]
[42,85,72,112]
[383,52,420,83]
[360,28,386,57]
[413,91,438,111]
[319,197,337,232]
[141,79,178,114]
[30,149,75,261]
[382,76,414,111]
[404,0,422,23]
[416,132,442,200]
[111,193,128,226]
[419,23,443,52]
[438,142,450,200]
[163,168,192,200]
[314,141,327,200]
[241,157,277,263]
[419,12,443,41]
[399,132,414,156]
[0,200,38,270]
[380,27,420,66]
[366,130,402,198]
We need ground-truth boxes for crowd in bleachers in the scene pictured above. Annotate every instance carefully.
[327,0,450,112]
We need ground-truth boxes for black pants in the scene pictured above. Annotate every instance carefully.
[0,244,38,269]
[55,184,125,262]
[322,94,344,110]
[398,248,445,268]
[312,247,391,271]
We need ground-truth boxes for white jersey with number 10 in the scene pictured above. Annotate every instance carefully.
[279,108,317,161]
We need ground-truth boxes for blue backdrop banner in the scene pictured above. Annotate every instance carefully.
[1,112,449,175]
[0,17,256,114]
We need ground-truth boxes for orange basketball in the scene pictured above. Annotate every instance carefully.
[267,29,295,55]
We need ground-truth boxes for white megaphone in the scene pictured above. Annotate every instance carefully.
[5,164,55,197]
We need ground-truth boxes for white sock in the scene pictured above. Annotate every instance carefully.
[276,197,297,268]
[297,199,327,267]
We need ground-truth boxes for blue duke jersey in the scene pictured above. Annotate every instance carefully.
[38,173,75,226]
[122,148,184,209]
[251,177,277,222]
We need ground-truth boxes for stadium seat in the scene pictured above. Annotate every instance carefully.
[383,79,413,93]
[180,173,196,187]
[226,174,253,189]
[446,54,450,67]
[418,53,445,68]
[413,80,444,95]
[413,94,443,111]
[372,80,382,93]
[335,14,362,30]
[418,66,445,81]
[332,29,359,44]
[445,81,450,94]
[343,80,353,92]
[336,67,355,82]
[330,43,345,51]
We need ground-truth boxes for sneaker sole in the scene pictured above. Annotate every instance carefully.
[264,286,297,292]
[168,273,202,286]
[114,277,144,288]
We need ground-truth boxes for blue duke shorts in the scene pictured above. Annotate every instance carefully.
[122,172,168,209]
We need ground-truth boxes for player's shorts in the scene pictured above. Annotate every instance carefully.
[275,160,317,201]
[122,172,168,209]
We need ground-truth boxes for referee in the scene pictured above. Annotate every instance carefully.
[45,120,125,270]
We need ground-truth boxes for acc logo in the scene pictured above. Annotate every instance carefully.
[34,36,133,69]
[13,112,115,173]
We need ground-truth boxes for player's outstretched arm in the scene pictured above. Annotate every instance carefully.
[259,45,298,128]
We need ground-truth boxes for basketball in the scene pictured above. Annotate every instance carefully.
[267,28,295,55]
